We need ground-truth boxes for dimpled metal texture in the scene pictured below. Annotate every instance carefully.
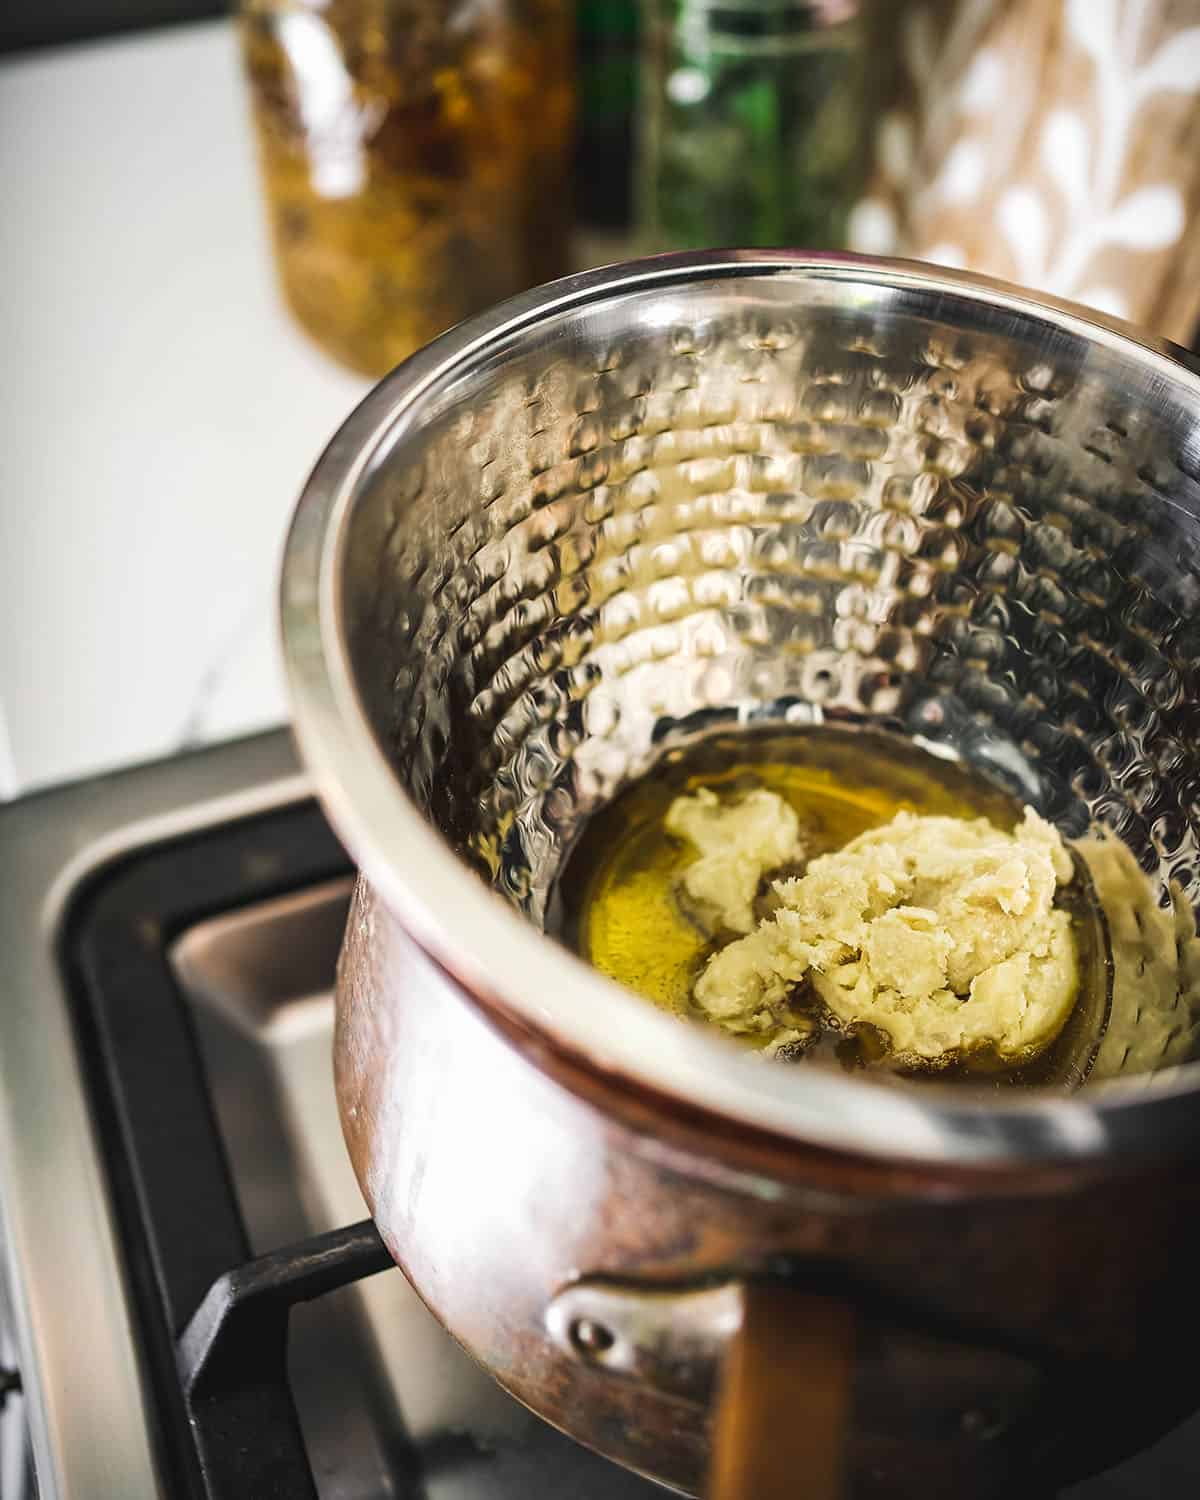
[340,270,1200,1082]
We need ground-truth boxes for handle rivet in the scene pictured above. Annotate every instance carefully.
[570,1317,615,1356]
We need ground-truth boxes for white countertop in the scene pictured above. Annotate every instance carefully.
[0,19,371,798]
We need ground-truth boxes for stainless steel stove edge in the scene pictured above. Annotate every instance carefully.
[0,731,304,1500]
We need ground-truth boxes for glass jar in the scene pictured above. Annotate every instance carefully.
[637,0,863,251]
[239,0,574,377]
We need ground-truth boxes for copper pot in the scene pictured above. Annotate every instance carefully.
[281,252,1200,1497]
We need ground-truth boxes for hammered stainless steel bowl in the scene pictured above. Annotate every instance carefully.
[284,249,1200,1160]
[281,253,1200,1498]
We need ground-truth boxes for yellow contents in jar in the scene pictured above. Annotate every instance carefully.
[238,1,573,377]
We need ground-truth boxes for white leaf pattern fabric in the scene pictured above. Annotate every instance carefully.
[1136,27,1200,96]
[997,186,1049,283]
[1067,0,1119,61]
[1039,109,1090,217]
[1103,185,1185,250]
[849,0,1199,338]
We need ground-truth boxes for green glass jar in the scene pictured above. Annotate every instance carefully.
[575,0,640,228]
[637,0,863,251]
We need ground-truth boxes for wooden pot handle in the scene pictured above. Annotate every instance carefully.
[707,1282,856,1500]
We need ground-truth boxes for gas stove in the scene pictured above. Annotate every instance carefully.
[1,731,1197,1498]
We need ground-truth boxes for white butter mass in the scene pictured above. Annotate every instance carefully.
[667,791,1079,1062]
[663,786,805,934]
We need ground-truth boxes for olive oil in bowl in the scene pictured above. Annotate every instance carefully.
[556,729,1111,1087]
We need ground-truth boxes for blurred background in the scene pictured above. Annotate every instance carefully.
[1,0,1197,798]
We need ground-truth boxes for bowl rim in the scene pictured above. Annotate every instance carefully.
[281,248,1200,1169]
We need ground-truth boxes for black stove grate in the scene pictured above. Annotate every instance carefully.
[58,798,410,1500]
[178,1220,395,1499]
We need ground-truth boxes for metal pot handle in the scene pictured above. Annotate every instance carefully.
[707,1281,855,1500]
[546,1275,855,1497]
[549,1271,1049,1495]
